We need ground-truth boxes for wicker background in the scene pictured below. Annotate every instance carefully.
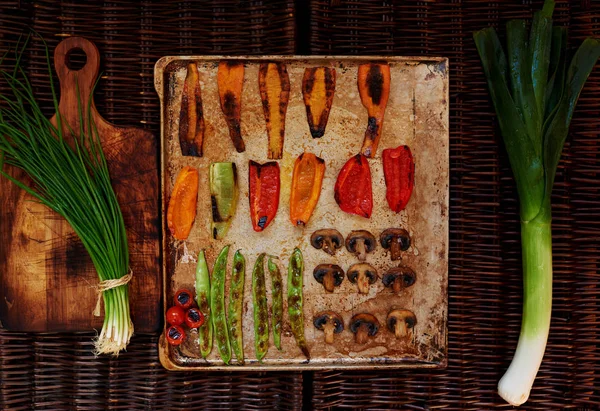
[1,0,599,409]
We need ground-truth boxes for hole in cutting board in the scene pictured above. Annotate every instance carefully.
[66,48,87,71]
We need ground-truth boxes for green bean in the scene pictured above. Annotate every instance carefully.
[287,248,310,360]
[228,250,245,364]
[211,245,231,364]
[252,253,269,362]
[195,250,212,358]
[268,256,283,350]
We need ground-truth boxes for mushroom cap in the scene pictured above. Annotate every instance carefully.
[311,229,344,250]
[313,311,344,333]
[349,313,380,336]
[313,264,345,286]
[380,228,411,251]
[386,308,417,331]
[382,266,416,288]
[347,263,377,284]
[345,230,376,253]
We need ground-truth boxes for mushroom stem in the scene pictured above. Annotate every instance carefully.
[355,326,369,344]
[358,272,370,294]
[392,278,402,293]
[323,274,336,293]
[323,240,334,256]
[356,240,366,261]
[390,239,403,261]
[323,323,335,344]
[395,321,408,338]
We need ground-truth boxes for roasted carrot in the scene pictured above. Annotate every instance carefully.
[289,152,326,226]
[302,67,336,138]
[258,62,290,159]
[358,63,391,158]
[179,63,205,157]
[167,166,199,240]
[217,61,245,153]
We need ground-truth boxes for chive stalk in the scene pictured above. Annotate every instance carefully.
[474,0,600,405]
[0,36,133,355]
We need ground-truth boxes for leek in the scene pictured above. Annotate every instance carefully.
[474,0,600,405]
[0,36,132,355]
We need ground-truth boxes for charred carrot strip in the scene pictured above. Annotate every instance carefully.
[217,61,245,153]
[167,166,199,240]
[258,62,290,159]
[179,63,205,157]
[302,67,336,138]
[289,152,326,226]
[358,63,391,158]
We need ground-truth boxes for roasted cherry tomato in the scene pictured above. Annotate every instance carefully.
[174,289,194,309]
[166,325,185,346]
[185,307,205,328]
[166,306,185,326]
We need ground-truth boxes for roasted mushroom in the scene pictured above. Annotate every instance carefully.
[313,311,344,344]
[345,230,376,261]
[313,264,345,293]
[380,228,411,260]
[311,229,344,256]
[350,313,380,344]
[347,263,377,294]
[382,266,416,293]
[387,308,417,339]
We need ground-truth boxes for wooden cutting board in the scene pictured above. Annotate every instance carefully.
[0,37,161,333]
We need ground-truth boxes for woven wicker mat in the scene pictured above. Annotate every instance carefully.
[1,0,599,410]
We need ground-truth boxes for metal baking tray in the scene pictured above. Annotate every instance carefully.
[155,56,448,370]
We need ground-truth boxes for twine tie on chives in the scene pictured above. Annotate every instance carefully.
[93,272,133,317]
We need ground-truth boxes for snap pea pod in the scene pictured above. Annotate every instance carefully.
[268,256,283,350]
[287,248,310,360]
[211,245,231,364]
[228,250,246,364]
[195,250,212,358]
[252,253,269,362]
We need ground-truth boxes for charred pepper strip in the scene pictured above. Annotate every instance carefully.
[288,248,310,360]
[195,250,212,358]
[167,166,199,240]
[268,256,283,350]
[358,63,391,158]
[258,62,290,159]
[289,152,326,227]
[382,145,415,212]
[228,250,245,364]
[211,245,232,364]
[217,61,246,152]
[334,154,373,218]
[249,160,280,232]
[302,67,336,138]
[209,162,238,240]
[252,253,269,362]
[179,62,205,157]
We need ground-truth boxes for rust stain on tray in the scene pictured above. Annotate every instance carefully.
[155,56,449,371]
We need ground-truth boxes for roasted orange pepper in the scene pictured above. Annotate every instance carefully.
[249,160,280,232]
[358,63,390,158]
[167,166,199,240]
[302,67,336,138]
[179,63,205,157]
[334,154,373,218]
[258,62,290,159]
[289,152,326,226]
[217,61,245,153]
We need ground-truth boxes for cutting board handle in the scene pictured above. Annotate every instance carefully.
[53,37,101,132]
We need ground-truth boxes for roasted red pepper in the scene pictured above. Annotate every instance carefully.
[382,145,414,212]
[334,154,373,218]
[249,160,280,231]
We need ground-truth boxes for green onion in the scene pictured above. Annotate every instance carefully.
[0,36,133,355]
[474,0,600,405]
